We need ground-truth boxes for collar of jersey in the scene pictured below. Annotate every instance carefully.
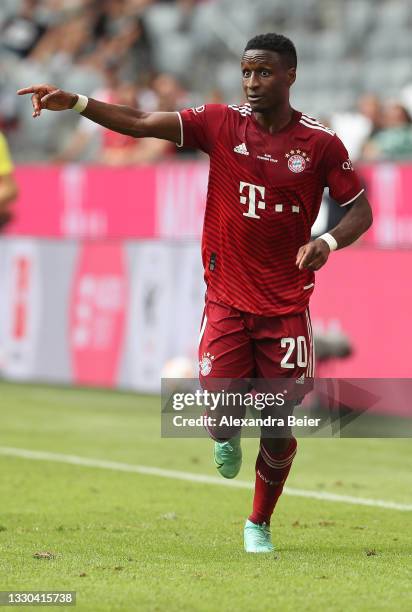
[249,109,302,136]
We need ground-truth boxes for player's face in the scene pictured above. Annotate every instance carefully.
[241,50,296,112]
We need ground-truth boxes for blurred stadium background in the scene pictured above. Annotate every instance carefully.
[2,0,412,162]
[0,3,411,609]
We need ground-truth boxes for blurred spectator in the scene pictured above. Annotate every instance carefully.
[89,12,153,82]
[0,131,18,230]
[0,0,45,59]
[29,12,93,71]
[151,73,189,111]
[4,0,412,161]
[205,88,226,105]
[137,72,191,114]
[330,94,382,161]
[400,82,412,118]
[55,69,176,164]
[363,102,412,161]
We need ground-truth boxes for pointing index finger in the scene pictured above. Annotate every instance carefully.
[17,87,36,95]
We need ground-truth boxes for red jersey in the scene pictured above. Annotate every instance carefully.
[177,103,364,315]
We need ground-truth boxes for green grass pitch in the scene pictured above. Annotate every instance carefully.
[0,382,411,611]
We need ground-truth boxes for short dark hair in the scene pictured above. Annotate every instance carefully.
[244,33,297,68]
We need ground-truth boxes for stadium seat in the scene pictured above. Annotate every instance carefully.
[284,30,318,61]
[144,4,183,39]
[153,33,193,77]
[336,61,362,90]
[387,60,412,90]
[394,36,412,59]
[365,30,400,58]
[0,0,19,23]
[342,0,376,45]
[191,3,243,56]
[362,60,392,93]
[61,66,104,98]
[375,0,411,29]
[313,31,347,60]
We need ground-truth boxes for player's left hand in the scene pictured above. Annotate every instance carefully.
[296,239,330,271]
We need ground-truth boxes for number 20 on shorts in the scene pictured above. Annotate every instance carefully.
[281,336,308,369]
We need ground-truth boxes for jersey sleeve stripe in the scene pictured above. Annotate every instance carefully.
[228,104,252,116]
[340,188,365,207]
[301,114,324,124]
[299,119,335,136]
[301,114,334,131]
[175,111,184,148]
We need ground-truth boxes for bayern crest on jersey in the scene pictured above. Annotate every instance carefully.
[199,352,214,376]
[285,149,311,173]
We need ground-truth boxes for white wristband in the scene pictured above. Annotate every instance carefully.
[72,94,88,113]
[319,232,338,251]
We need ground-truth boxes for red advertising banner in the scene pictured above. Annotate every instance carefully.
[9,163,207,240]
[10,165,157,239]
[0,240,411,391]
[310,248,412,378]
[8,162,412,245]
[69,242,128,386]
[359,163,412,247]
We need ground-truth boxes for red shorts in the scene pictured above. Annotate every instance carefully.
[198,291,315,383]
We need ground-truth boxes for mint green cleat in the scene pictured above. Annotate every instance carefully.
[244,519,274,553]
[214,434,242,479]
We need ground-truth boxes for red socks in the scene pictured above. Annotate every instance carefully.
[248,438,297,525]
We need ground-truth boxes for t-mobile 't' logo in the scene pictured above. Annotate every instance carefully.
[239,182,266,219]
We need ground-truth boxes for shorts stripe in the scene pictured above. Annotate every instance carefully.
[310,315,315,377]
[199,312,208,346]
[305,309,315,377]
[309,311,313,377]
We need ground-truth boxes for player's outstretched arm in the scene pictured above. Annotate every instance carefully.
[296,192,373,271]
[17,84,181,144]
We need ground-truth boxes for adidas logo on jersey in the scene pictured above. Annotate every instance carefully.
[234,142,249,156]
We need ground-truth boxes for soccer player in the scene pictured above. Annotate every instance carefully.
[18,33,372,554]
